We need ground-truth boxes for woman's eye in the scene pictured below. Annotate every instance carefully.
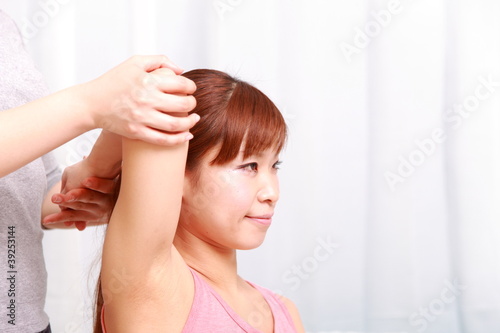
[240,163,258,172]
[273,160,282,170]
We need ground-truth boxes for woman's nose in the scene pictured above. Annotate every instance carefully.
[258,174,280,204]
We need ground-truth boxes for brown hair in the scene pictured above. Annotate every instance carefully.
[94,69,287,332]
[184,69,287,172]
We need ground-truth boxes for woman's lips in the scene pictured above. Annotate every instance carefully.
[245,214,273,226]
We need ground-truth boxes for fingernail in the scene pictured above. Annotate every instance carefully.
[193,114,201,123]
[52,196,62,204]
[186,133,194,141]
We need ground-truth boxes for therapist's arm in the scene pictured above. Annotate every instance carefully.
[0,55,198,178]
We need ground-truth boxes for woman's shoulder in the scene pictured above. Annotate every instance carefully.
[245,281,305,333]
[275,295,306,333]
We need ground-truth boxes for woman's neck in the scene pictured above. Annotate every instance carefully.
[173,227,241,291]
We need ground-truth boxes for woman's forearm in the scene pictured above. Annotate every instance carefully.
[83,130,123,179]
[108,138,188,254]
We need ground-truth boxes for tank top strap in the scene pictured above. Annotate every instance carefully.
[101,305,107,333]
[183,267,261,332]
[246,281,298,333]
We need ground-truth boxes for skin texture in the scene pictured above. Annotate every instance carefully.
[178,148,280,251]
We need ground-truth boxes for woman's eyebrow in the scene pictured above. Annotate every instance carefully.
[238,151,280,161]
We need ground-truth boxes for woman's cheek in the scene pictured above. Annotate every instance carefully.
[203,170,254,211]
[199,170,235,199]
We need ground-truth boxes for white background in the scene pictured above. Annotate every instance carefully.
[1,0,500,332]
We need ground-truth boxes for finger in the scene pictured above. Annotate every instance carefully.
[149,92,197,113]
[41,220,73,228]
[59,188,111,206]
[148,67,176,77]
[68,221,106,229]
[75,222,87,231]
[43,209,101,225]
[133,55,183,75]
[54,221,87,231]
[148,71,197,95]
[51,193,65,204]
[138,112,200,134]
[82,177,117,194]
[127,128,195,146]
[56,200,103,213]
[57,189,95,206]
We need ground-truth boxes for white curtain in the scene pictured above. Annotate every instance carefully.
[1,0,499,332]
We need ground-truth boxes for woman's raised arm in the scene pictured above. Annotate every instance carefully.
[100,135,193,332]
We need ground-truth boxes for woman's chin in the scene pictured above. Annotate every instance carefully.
[234,236,267,251]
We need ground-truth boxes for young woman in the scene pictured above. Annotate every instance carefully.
[95,69,305,332]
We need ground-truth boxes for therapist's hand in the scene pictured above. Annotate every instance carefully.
[42,160,119,231]
[82,55,198,145]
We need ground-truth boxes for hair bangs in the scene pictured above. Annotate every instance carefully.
[210,81,287,165]
[181,69,287,172]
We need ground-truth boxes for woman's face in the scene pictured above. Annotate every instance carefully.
[180,147,281,250]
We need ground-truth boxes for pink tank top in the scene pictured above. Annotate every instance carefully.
[101,268,297,332]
